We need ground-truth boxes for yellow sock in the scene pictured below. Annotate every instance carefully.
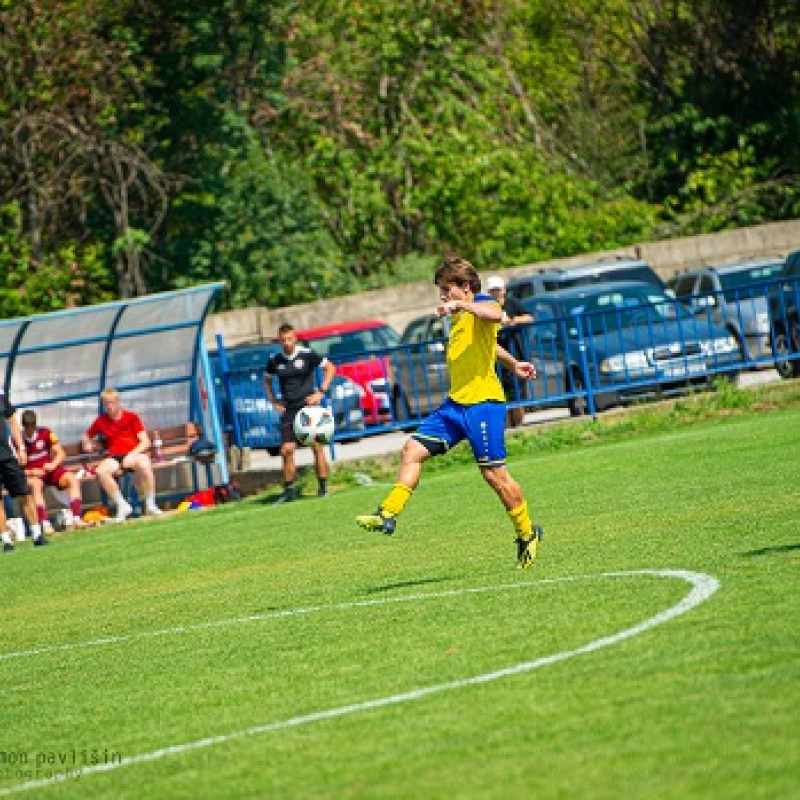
[508,502,532,539]
[380,483,413,517]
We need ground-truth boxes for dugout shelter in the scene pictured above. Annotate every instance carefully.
[1,283,228,508]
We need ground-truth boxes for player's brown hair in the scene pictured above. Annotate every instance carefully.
[100,388,120,402]
[277,323,295,336]
[434,256,482,293]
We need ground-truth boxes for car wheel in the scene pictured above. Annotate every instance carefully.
[567,368,589,417]
[773,322,800,379]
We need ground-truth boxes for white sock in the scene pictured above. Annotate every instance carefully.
[30,523,43,541]
[145,493,157,509]
[1,532,11,545]
[113,490,130,510]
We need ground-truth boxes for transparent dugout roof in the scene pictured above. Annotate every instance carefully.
[1,284,224,443]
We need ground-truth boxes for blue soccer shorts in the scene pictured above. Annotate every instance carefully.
[412,398,507,467]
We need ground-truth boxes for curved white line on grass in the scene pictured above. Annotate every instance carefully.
[0,569,717,797]
[0,572,675,662]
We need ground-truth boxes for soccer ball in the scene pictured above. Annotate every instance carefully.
[293,405,336,446]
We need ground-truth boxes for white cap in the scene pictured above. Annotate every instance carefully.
[487,276,505,291]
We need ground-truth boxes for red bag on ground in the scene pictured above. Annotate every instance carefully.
[185,487,216,507]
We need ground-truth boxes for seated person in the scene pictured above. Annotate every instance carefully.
[20,409,86,531]
[80,388,162,522]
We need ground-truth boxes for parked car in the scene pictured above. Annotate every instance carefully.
[397,315,451,416]
[521,281,744,415]
[666,257,784,362]
[768,249,800,379]
[506,258,668,303]
[294,321,401,425]
[209,342,365,452]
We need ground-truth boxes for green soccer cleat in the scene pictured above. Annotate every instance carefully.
[356,510,397,536]
[515,525,544,570]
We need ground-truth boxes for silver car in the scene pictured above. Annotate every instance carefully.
[667,258,784,362]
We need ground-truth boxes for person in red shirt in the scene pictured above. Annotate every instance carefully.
[81,388,162,522]
[21,409,86,531]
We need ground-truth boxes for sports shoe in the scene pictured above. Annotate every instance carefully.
[515,525,544,570]
[33,536,50,547]
[356,510,397,536]
[145,505,163,516]
[317,485,328,498]
[272,487,298,505]
[3,541,14,553]
[42,520,55,535]
[114,501,133,523]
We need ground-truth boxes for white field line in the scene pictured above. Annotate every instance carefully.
[0,569,718,796]
[0,575,614,663]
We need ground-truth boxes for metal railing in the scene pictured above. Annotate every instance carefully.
[220,275,800,450]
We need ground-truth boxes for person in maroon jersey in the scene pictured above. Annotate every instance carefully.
[20,410,86,531]
[81,388,162,522]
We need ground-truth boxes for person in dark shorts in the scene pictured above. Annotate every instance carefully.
[487,276,534,428]
[264,323,337,503]
[0,390,49,551]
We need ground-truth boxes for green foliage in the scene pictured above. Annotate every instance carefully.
[0,203,114,317]
[2,0,800,309]
[181,131,344,308]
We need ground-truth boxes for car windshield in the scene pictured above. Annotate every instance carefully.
[226,346,280,369]
[305,326,399,358]
[560,286,689,335]
[718,264,783,300]
[558,266,664,291]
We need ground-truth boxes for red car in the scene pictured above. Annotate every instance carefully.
[294,321,402,426]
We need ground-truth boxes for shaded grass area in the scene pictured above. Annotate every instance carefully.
[0,383,798,799]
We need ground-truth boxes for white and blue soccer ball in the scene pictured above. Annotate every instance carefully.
[293,406,335,447]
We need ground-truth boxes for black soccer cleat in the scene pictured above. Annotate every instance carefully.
[272,487,299,506]
[33,536,50,547]
[515,525,544,570]
[356,510,397,536]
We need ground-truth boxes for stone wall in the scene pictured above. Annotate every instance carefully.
[204,218,800,349]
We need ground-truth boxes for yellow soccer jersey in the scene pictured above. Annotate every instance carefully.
[447,293,506,404]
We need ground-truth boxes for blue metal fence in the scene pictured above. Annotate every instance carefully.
[219,275,800,450]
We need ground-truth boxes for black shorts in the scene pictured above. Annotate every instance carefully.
[0,458,31,497]
[501,370,530,403]
[280,404,306,446]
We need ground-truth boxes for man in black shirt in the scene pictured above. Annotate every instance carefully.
[264,323,337,503]
[487,276,534,428]
[1,389,49,550]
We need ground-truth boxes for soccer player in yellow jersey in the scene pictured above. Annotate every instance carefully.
[357,256,543,569]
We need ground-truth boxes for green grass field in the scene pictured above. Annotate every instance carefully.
[2,402,799,799]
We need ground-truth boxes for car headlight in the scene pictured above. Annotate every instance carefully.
[600,351,650,373]
[701,336,738,355]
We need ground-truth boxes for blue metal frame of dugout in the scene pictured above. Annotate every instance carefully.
[1,283,228,515]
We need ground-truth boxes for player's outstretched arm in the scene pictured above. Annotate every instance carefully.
[497,344,537,379]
